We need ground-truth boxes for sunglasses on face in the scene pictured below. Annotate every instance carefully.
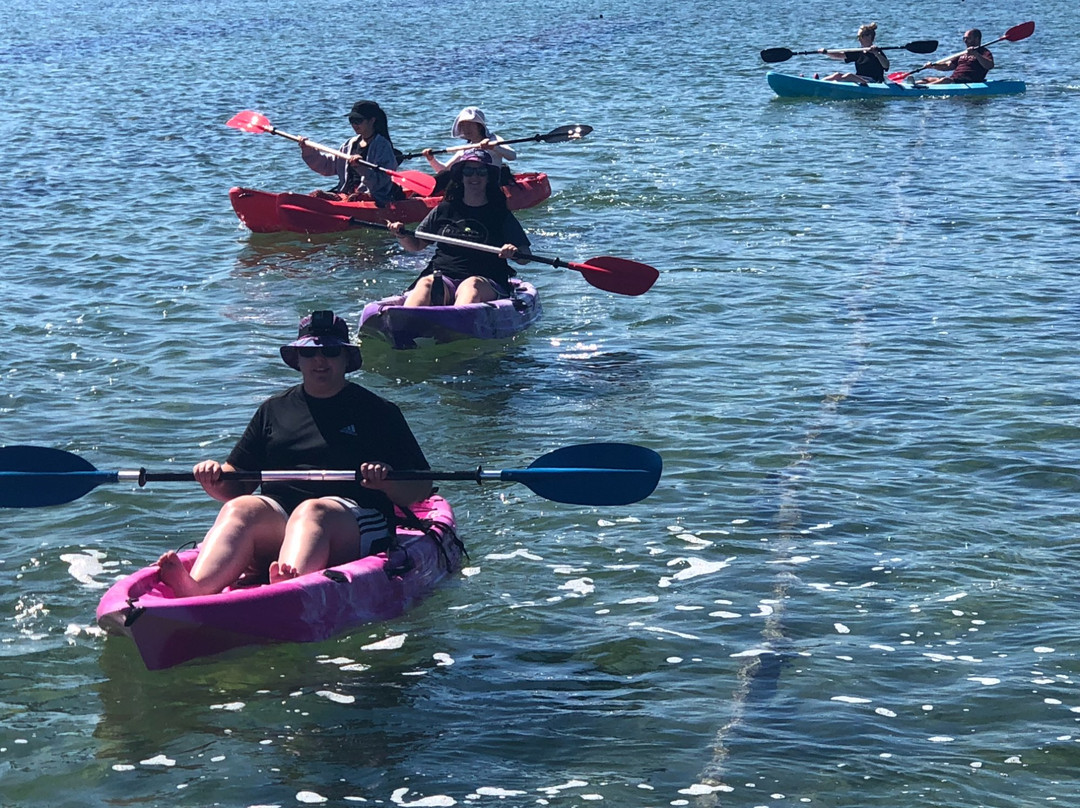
[298,345,343,359]
[460,165,488,177]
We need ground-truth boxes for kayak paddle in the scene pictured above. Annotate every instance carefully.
[225,110,437,197]
[887,21,1034,82]
[277,204,659,297]
[398,124,593,161]
[0,443,661,508]
[760,40,938,64]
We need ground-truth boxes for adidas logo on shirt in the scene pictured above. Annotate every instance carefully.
[340,424,358,436]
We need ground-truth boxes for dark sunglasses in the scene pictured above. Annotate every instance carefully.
[460,165,489,177]
[298,345,343,359]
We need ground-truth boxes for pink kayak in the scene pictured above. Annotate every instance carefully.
[229,172,551,234]
[359,279,541,349]
[96,496,461,670]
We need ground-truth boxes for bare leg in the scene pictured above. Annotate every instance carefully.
[403,275,436,307]
[454,276,500,305]
[272,498,362,581]
[157,496,287,597]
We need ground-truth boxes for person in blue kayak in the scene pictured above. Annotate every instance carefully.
[423,106,517,175]
[822,22,889,84]
[300,100,404,206]
[916,29,994,84]
[156,311,432,597]
[388,149,531,307]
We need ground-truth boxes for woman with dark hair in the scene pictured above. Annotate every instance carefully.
[822,22,889,85]
[300,100,403,206]
[388,149,530,307]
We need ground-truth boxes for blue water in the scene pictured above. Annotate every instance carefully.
[2,0,1079,805]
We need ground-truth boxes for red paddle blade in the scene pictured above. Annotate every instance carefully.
[226,110,271,133]
[394,170,437,196]
[887,71,911,81]
[1005,21,1035,41]
[570,256,659,296]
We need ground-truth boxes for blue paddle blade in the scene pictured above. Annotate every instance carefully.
[0,446,117,507]
[503,443,662,505]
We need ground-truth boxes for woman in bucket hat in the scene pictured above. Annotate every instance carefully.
[300,100,404,206]
[389,149,530,307]
[156,311,431,597]
[423,106,517,173]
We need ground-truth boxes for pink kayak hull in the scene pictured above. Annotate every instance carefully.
[229,172,551,234]
[96,496,460,670]
[359,279,541,349]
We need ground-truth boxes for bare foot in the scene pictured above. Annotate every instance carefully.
[156,551,207,598]
[269,560,301,584]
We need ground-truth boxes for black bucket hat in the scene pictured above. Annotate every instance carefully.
[280,311,363,372]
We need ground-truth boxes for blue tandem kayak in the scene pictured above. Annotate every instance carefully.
[767,71,1026,99]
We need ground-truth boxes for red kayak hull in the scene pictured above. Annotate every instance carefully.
[229,172,552,234]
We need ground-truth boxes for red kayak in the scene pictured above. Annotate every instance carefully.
[229,172,551,234]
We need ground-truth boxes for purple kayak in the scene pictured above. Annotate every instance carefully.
[96,496,461,670]
[358,278,541,349]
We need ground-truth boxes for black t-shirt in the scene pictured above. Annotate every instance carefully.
[227,383,428,517]
[845,50,885,82]
[417,198,530,287]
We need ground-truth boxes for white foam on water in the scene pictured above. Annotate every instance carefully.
[938,592,967,603]
[619,595,658,605]
[111,764,136,771]
[474,787,527,797]
[362,634,406,651]
[730,647,774,659]
[552,565,588,575]
[834,623,850,634]
[660,556,734,585]
[709,611,741,619]
[537,779,588,796]
[319,656,355,665]
[485,548,542,562]
[390,787,455,806]
[559,578,594,596]
[831,696,872,704]
[433,653,454,666]
[210,702,245,711]
[139,754,175,766]
[875,707,897,717]
[634,623,700,640]
[1034,646,1055,654]
[317,691,355,704]
[460,567,481,577]
[297,792,328,804]
[749,602,775,617]
[60,550,109,589]
[928,736,954,743]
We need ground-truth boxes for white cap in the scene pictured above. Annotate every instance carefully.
[451,106,489,139]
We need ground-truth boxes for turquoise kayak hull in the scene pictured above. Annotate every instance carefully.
[767,72,1026,99]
